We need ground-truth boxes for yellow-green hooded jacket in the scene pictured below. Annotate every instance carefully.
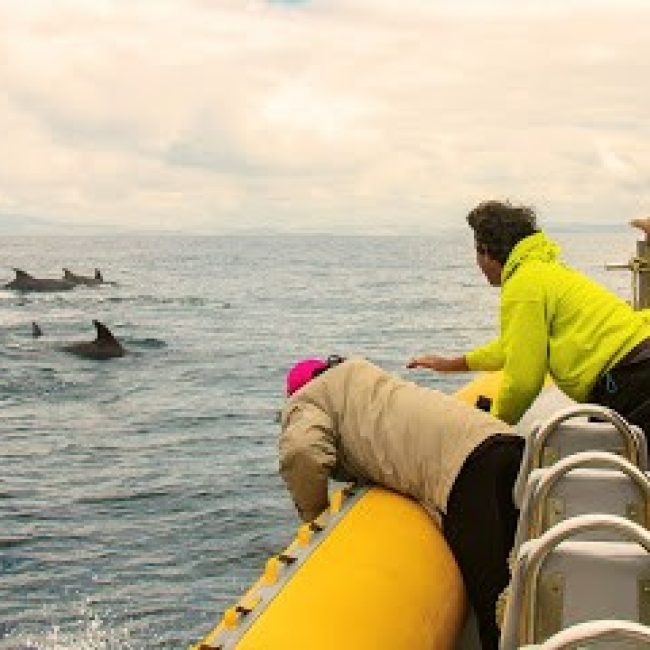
[465,232,650,425]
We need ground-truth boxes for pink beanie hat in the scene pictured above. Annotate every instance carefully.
[286,358,328,396]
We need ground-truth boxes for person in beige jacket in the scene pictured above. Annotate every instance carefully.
[280,355,523,650]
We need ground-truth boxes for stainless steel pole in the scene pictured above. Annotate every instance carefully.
[605,219,650,311]
[636,239,650,309]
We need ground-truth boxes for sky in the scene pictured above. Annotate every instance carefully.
[1,0,649,234]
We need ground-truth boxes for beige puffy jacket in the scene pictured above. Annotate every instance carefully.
[279,357,514,524]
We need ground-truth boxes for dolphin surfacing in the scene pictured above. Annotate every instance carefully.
[62,268,109,287]
[5,268,75,292]
[62,320,127,360]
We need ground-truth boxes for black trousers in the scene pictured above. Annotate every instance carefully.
[589,356,650,445]
[443,435,524,650]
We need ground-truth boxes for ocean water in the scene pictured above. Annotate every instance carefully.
[0,230,635,649]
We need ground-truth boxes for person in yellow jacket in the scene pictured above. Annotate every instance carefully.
[280,354,523,650]
[408,200,650,435]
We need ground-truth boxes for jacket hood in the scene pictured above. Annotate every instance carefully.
[502,231,560,283]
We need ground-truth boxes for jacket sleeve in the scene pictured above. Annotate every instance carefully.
[492,295,548,424]
[279,405,337,522]
[465,337,505,371]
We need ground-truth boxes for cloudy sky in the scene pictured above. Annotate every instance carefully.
[1,0,649,234]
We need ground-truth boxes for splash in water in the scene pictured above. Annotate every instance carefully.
[5,602,136,650]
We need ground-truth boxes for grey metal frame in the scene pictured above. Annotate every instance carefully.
[514,450,650,551]
[606,237,650,310]
[501,513,650,650]
[531,406,646,470]
[519,619,650,649]
[515,405,647,505]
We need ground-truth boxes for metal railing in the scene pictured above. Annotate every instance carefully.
[606,222,650,310]
[519,619,650,649]
[530,405,646,471]
[501,513,650,649]
[514,450,650,551]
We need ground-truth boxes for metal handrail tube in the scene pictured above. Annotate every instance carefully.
[531,405,644,470]
[526,450,650,541]
[523,514,650,646]
[521,619,650,649]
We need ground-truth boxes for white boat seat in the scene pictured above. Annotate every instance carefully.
[514,451,650,552]
[501,514,650,650]
[518,619,650,649]
[514,405,647,506]
[516,386,578,440]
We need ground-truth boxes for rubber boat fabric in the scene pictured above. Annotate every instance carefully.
[192,372,505,650]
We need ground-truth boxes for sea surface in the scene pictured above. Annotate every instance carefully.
[0,229,636,648]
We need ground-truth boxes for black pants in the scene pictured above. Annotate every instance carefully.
[589,356,650,446]
[443,435,524,650]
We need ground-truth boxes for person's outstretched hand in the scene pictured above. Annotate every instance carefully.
[406,355,468,372]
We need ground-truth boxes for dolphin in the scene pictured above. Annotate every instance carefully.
[61,320,127,360]
[32,321,43,338]
[4,268,75,292]
[62,267,108,286]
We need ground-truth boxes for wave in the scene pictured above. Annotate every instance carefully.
[124,337,167,349]
[1,601,138,650]
[76,489,172,506]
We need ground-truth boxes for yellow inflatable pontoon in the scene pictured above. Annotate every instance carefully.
[193,372,503,650]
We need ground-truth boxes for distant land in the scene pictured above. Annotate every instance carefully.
[0,212,632,237]
[0,213,175,236]
[0,213,122,235]
[0,213,61,234]
[545,221,626,234]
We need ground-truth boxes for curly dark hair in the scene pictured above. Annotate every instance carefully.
[466,200,539,265]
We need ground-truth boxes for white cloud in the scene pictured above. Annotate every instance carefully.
[1,0,649,233]
[596,140,645,187]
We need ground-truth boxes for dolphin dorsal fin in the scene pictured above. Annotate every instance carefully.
[63,268,73,279]
[93,319,118,344]
[32,322,43,338]
[13,268,33,279]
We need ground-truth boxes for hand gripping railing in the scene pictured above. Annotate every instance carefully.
[514,450,650,551]
[520,619,650,649]
[501,513,650,650]
[530,405,647,471]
